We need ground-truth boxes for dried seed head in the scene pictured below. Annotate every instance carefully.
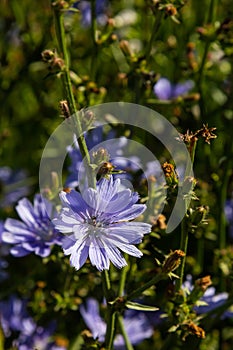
[162,250,185,273]
[187,322,205,338]
[165,4,177,16]
[195,275,212,291]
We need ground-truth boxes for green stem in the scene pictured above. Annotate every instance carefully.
[102,269,111,300]
[176,140,197,290]
[207,0,216,23]
[197,0,216,113]
[145,9,163,62]
[218,141,233,290]
[118,258,130,297]
[219,159,232,250]
[126,272,167,301]
[52,4,96,188]
[117,314,134,350]
[196,236,204,270]
[0,324,4,350]
[105,309,116,350]
[197,40,210,88]
[90,0,98,80]
[176,218,189,290]
[102,270,116,350]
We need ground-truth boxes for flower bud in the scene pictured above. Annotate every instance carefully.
[162,162,178,186]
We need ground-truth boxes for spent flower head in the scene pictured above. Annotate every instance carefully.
[53,176,151,271]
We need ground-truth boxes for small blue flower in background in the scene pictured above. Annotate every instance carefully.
[194,286,233,318]
[153,77,194,100]
[0,221,9,281]
[15,322,67,350]
[0,167,30,209]
[73,0,108,28]
[0,295,66,350]
[0,295,31,337]
[225,197,233,238]
[2,194,63,258]
[53,176,151,271]
[183,275,233,319]
[80,298,154,349]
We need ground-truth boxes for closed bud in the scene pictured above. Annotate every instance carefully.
[188,205,209,227]
[162,162,178,186]
[59,100,70,119]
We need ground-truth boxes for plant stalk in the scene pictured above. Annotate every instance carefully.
[52,4,96,188]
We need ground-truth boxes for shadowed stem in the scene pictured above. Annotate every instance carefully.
[52,4,96,189]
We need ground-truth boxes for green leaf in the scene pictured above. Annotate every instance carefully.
[195,300,208,307]
[168,325,179,333]
[125,301,159,312]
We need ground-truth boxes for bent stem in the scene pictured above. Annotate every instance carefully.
[52,3,96,188]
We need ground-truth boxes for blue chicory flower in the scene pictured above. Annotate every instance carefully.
[0,166,30,209]
[225,197,233,238]
[80,298,154,349]
[153,77,194,100]
[73,0,108,28]
[53,176,151,271]
[2,194,63,258]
